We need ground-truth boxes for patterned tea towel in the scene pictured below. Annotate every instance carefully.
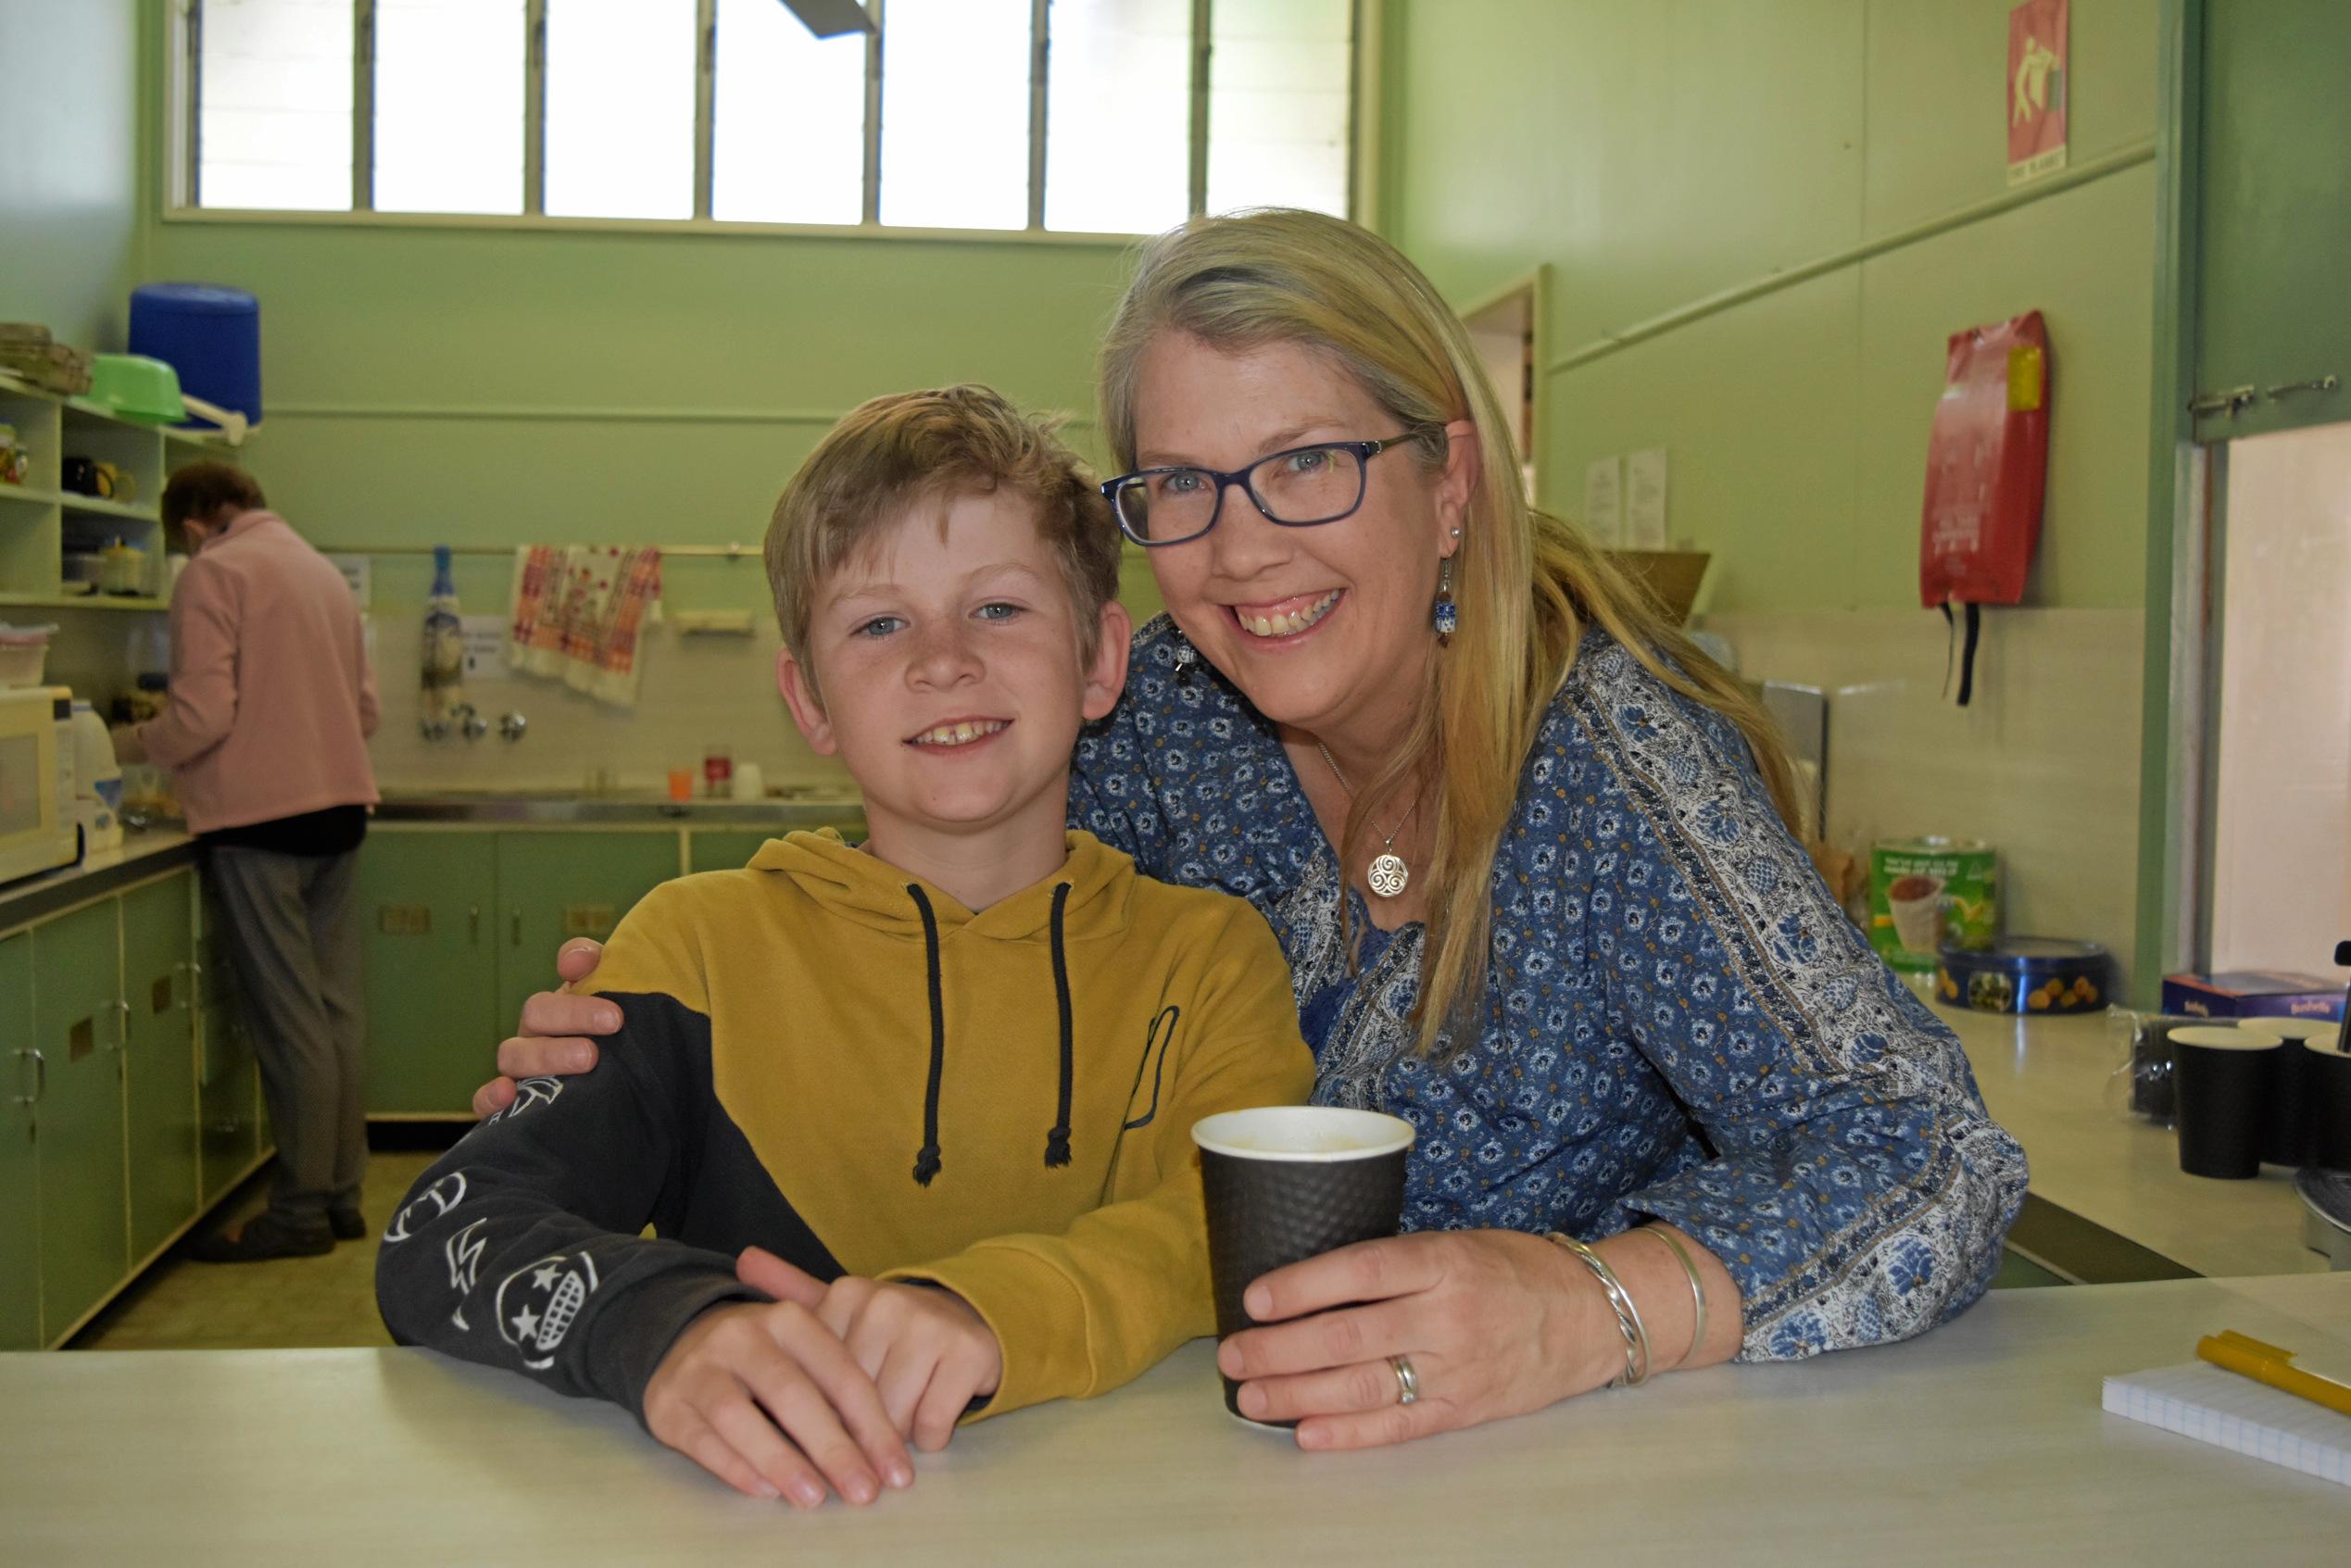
[507,545,663,707]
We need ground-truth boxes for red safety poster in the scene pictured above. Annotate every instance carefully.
[2008,0,2068,184]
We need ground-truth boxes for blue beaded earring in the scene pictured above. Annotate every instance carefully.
[1432,532,1460,644]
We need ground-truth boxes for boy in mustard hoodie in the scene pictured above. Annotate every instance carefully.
[375,387,1312,1507]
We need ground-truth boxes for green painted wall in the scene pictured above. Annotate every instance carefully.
[1385,0,2160,613]
[0,0,143,350]
[136,220,1139,577]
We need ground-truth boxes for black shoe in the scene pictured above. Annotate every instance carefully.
[328,1206,366,1241]
[188,1214,335,1263]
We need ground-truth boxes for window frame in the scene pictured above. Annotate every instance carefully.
[161,0,1376,242]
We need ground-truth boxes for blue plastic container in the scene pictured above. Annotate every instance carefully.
[128,283,261,431]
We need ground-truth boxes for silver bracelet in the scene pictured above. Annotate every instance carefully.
[1546,1232,1651,1387]
[1638,1225,1708,1369]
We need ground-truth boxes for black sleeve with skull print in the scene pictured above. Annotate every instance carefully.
[372,991,839,1422]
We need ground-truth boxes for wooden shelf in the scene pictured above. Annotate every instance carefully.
[0,485,64,507]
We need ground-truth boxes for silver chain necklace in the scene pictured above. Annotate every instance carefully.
[1314,742,1419,899]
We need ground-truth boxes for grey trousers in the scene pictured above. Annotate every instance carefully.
[207,845,367,1232]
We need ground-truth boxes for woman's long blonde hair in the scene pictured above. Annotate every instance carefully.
[1100,209,1800,1055]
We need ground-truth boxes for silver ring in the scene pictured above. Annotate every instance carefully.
[1390,1354,1419,1406]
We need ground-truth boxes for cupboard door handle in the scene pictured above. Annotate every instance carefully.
[2264,373,2339,401]
[2186,384,2257,418]
[469,906,481,945]
[118,998,132,1044]
[16,1047,45,1105]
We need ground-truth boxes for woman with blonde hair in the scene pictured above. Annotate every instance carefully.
[488,208,2025,1453]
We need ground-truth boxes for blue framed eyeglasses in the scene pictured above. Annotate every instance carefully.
[1100,434,1423,547]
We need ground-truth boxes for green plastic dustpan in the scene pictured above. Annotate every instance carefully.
[84,354,186,424]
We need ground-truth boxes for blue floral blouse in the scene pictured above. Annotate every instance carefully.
[1070,617,2029,1360]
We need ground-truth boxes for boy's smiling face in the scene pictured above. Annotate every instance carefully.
[779,487,1129,872]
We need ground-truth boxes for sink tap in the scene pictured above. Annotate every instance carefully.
[452,702,490,741]
[498,711,528,743]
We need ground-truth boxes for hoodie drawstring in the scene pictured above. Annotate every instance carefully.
[1045,882,1075,1168]
[904,880,1079,1185]
[908,884,946,1186]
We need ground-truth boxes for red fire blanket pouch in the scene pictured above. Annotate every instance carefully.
[1919,310,2050,705]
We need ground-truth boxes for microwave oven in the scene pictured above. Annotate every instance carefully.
[0,686,78,884]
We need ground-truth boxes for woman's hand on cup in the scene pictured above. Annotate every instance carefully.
[1213,1227,1626,1449]
[471,937,618,1118]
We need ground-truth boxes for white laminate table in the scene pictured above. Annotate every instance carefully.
[5,1273,2346,1566]
[1938,1004,2329,1278]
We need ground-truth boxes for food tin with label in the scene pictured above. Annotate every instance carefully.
[1933,937,2116,1016]
[1869,836,1998,972]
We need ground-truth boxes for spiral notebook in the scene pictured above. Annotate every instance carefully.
[2103,1363,2351,1486]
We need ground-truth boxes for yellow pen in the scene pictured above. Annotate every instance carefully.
[2195,1330,2351,1420]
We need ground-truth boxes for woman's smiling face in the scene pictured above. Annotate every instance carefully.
[1127,331,1471,750]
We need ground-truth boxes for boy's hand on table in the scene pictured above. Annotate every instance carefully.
[642,1294,914,1508]
[737,1247,1003,1453]
[475,939,613,1118]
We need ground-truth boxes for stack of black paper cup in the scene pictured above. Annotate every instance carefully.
[2171,1024,2283,1179]
[1192,1106,1415,1428]
[2307,1027,2351,1173]
[2262,1019,2340,1167]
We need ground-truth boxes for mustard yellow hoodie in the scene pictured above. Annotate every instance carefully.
[376,829,1313,1422]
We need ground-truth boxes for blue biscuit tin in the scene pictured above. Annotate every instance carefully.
[1934,937,2117,1015]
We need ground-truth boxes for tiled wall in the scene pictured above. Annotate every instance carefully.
[1705,606,2145,986]
[363,608,851,797]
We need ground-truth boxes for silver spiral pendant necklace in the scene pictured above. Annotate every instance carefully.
[1315,742,1420,899]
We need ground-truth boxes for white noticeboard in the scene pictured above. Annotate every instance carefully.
[459,614,511,682]
[1582,457,1624,546]
[1626,448,1670,550]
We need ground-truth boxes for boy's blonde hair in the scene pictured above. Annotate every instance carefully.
[766,384,1122,701]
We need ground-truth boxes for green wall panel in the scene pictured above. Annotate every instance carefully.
[0,0,141,351]
[1854,163,2157,610]
[1388,0,2162,615]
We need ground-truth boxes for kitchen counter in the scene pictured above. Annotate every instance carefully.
[1937,999,2331,1279]
[373,788,863,829]
[0,825,196,934]
[3,1273,2344,1565]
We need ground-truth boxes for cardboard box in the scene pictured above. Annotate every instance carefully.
[2160,970,2345,1023]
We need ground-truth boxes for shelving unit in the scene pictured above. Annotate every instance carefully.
[0,377,238,609]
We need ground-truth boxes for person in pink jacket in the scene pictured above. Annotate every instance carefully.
[131,461,382,1261]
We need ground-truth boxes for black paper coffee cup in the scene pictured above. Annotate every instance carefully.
[2172,1025,2282,1179]
[1192,1106,1415,1427]
[2262,1020,2336,1165]
[2306,1032,2351,1173]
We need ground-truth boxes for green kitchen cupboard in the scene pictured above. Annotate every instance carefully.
[198,1054,262,1206]
[29,900,126,1342]
[120,873,200,1262]
[2191,0,2351,440]
[492,832,678,1048]
[0,933,40,1349]
[685,830,780,875]
[194,880,263,1201]
[359,831,500,1117]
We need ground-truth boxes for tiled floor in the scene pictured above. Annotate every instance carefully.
[72,1147,446,1351]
